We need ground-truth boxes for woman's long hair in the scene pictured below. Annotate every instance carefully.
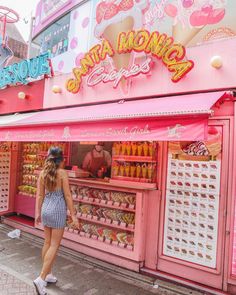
[42,147,64,191]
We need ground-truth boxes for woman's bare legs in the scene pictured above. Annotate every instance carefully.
[42,226,52,259]
[42,226,52,274]
[40,228,64,280]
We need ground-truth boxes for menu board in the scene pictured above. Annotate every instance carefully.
[163,127,222,268]
[0,143,11,213]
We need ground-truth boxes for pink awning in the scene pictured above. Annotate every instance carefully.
[0,91,225,142]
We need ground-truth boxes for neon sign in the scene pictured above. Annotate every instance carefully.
[66,30,194,94]
[0,52,51,88]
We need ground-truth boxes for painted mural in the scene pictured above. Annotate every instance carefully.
[32,0,236,74]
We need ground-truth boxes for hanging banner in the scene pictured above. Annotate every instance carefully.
[0,117,207,142]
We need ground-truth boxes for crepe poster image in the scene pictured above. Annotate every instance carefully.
[144,0,233,46]
[168,126,222,161]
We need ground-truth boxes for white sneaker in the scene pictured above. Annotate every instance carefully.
[45,273,58,283]
[33,277,47,295]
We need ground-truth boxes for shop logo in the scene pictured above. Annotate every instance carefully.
[66,30,194,94]
[0,52,52,88]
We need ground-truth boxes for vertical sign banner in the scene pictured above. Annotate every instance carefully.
[163,126,222,268]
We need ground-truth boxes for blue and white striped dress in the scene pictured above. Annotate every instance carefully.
[41,189,67,229]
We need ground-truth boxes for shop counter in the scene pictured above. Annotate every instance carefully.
[67,178,155,261]
[35,178,157,262]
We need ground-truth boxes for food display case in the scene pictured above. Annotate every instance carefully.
[111,142,157,188]
[16,142,69,217]
[59,178,149,261]
[0,143,11,213]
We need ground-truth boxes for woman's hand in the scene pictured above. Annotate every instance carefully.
[70,215,79,228]
[35,214,41,224]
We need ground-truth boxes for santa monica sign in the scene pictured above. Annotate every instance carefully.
[66,30,194,93]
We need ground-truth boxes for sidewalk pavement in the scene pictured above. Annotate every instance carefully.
[0,223,205,295]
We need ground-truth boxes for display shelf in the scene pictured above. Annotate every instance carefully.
[0,147,11,213]
[64,228,134,250]
[62,230,137,259]
[69,177,156,191]
[38,152,69,157]
[111,142,157,186]
[18,192,36,198]
[77,215,135,232]
[110,178,157,189]
[18,142,69,198]
[35,180,149,262]
[113,155,156,163]
[73,197,136,212]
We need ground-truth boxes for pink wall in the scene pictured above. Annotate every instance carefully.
[0,80,45,115]
[43,38,236,109]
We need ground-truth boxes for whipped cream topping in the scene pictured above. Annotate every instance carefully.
[94,0,148,39]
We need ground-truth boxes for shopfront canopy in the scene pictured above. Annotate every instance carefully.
[0,91,225,142]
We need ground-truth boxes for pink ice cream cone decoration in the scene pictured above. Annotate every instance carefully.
[94,0,148,94]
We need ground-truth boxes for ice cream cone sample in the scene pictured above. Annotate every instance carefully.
[148,164,153,179]
[119,165,125,176]
[114,142,121,155]
[149,143,154,157]
[130,165,136,178]
[143,142,149,157]
[125,165,130,177]
[142,164,147,179]
[126,142,131,156]
[121,142,126,155]
[131,143,137,156]
[113,164,119,177]
[136,164,141,178]
[137,144,143,156]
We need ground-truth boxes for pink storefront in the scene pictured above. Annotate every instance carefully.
[1,0,236,294]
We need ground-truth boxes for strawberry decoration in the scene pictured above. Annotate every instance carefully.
[104,3,119,20]
[119,0,134,11]
[96,2,107,24]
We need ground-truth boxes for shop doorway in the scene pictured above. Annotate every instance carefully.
[157,120,229,289]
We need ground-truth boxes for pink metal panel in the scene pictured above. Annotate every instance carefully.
[14,194,36,219]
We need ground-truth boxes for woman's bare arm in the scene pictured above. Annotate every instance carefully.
[36,172,45,222]
[61,170,76,217]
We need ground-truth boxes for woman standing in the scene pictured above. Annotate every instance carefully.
[34,147,78,295]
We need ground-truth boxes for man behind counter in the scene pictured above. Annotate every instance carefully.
[82,142,112,178]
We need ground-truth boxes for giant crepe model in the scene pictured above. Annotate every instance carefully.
[94,0,149,94]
